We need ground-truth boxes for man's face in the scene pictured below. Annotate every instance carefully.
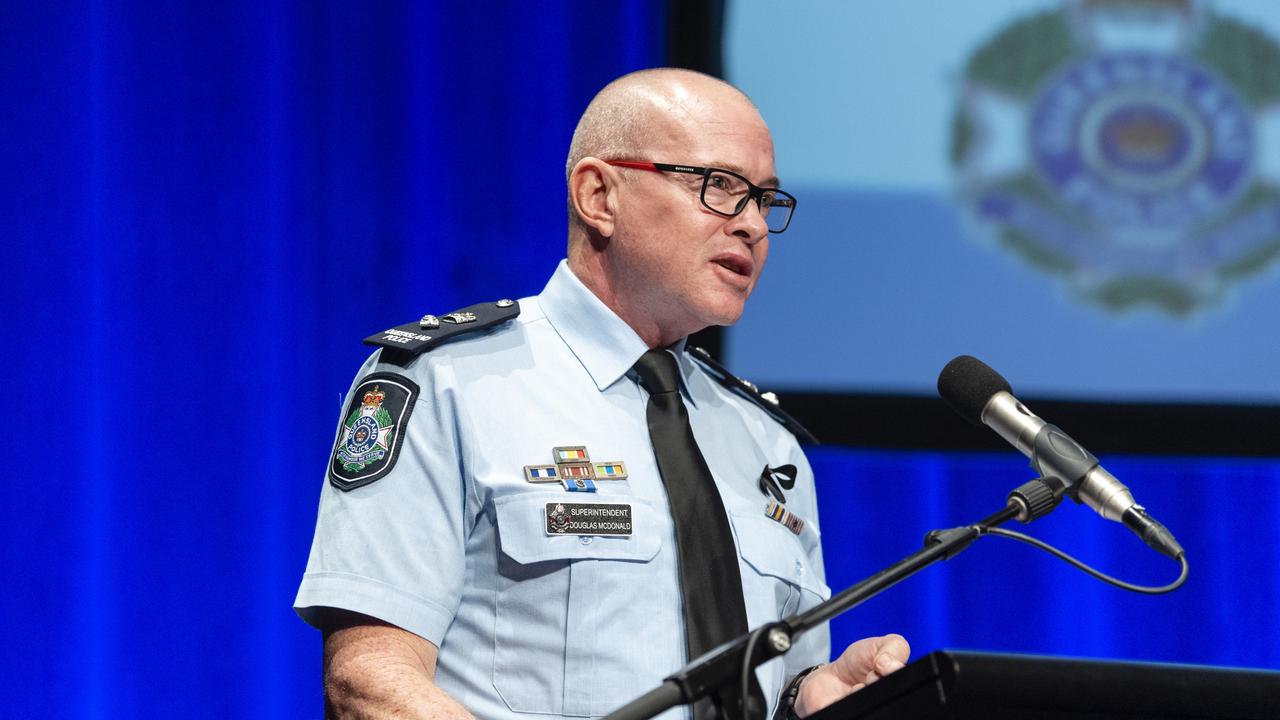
[608,92,777,341]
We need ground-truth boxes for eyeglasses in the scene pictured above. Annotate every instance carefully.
[605,160,796,233]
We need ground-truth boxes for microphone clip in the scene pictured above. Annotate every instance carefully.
[1030,424,1098,502]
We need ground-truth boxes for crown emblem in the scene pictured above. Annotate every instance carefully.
[362,385,386,407]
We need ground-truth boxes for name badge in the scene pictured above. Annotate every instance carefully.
[545,502,633,536]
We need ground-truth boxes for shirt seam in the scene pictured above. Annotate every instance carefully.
[442,351,484,525]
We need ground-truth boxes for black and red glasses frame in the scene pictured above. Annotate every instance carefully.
[605,160,796,233]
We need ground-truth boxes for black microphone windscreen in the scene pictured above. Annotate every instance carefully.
[937,355,1013,425]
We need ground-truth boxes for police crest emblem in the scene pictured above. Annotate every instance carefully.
[547,503,572,533]
[329,372,419,491]
[953,0,1280,313]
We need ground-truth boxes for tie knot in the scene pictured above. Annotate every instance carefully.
[633,349,681,395]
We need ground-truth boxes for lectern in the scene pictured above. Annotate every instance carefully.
[809,650,1280,720]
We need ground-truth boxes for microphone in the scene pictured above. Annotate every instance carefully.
[937,355,1184,560]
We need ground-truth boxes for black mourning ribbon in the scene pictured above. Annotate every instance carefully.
[632,349,763,719]
[758,464,798,504]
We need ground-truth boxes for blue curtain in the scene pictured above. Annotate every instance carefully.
[810,448,1280,669]
[2,3,1275,718]
[2,3,665,717]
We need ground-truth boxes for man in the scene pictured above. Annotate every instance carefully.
[296,68,908,719]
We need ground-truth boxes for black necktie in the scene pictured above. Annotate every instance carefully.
[633,349,761,719]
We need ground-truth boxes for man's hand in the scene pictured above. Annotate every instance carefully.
[792,634,910,718]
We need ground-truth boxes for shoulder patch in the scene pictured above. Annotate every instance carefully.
[687,346,818,445]
[363,299,520,360]
[329,372,420,491]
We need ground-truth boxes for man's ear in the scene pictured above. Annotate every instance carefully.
[569,158,618,239]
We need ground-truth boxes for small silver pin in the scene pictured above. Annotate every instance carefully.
[760,391,780,406]
[419,314,440,329]
[496,299,515,308]
[442,311,477,324]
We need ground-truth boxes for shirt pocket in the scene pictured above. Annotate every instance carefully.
[491,492,666,717]
[732,510,831,616]
[731,510,832,706]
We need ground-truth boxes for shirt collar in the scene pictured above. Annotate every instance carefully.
[538,260,699,405]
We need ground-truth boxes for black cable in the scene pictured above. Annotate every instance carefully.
[740,625,766,720]
[976,525,1189,594]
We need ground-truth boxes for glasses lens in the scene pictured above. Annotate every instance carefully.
[701,170,751,215]
[701,169,795,233]
[765,192,795,233]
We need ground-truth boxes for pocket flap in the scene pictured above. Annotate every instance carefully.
[732,511,831,599]
[495,492,662,565]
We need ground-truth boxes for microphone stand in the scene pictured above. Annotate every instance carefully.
[604,478,1060,720]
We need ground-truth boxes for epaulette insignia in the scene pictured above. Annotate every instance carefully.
[364,299,520,362]
[687,346,818,445]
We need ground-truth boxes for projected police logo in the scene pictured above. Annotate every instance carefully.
[952,1,1280,313]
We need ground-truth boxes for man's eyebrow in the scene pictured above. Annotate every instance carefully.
[710,161,781,188]
[752,173,782,188]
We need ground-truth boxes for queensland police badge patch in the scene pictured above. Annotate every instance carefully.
[328,372,419,491]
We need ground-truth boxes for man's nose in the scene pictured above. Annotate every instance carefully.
[730,199,769,243]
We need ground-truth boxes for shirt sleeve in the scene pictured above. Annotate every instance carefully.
[294,351,470,645]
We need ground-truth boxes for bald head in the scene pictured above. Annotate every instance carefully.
[565,69,763,227]
[561,68,777,347]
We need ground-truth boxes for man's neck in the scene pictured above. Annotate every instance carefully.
[565,250,692,349]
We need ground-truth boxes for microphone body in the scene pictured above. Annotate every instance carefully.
[939,356,1183,559]
[982,391,1135,521]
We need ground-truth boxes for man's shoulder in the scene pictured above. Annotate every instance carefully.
[361,297,541,368]
[685,346,818,445]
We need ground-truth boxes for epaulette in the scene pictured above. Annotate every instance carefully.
[686,346,819,445]
[363,299,521,365]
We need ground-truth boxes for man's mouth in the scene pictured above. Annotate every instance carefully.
[711,254,753,278]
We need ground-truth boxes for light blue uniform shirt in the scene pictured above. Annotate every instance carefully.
[296,260,831,718]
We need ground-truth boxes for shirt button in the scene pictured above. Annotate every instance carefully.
[580,536,593,545]
[795,560,804,575]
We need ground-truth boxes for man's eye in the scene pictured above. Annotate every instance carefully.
[708,175,731,190]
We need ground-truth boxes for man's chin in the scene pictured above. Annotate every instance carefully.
[691,297,748,330]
